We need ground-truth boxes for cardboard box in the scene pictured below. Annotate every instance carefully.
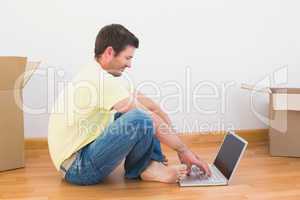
[242,84,300,157]
[0,56,39,171]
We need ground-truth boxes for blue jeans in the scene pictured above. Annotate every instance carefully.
[64,109,165,185]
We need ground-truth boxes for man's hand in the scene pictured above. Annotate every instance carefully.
[177,147,212,177]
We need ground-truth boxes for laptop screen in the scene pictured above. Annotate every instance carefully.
[213,133,247,180]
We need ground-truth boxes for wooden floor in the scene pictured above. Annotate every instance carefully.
[1,141,300,200]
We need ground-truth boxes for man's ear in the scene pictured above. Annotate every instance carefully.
[106,46,115,57]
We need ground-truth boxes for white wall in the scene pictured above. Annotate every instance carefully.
[1,0,299,138]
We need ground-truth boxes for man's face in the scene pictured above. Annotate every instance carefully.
[105,45,135,77]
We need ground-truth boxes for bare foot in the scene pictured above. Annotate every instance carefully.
[140,161,187,183]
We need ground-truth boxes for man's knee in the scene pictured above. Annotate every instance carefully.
[125,109,154,136]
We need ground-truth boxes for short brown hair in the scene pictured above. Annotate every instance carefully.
[94,24,139,58]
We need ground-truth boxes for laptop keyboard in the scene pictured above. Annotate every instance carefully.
[190,165,226,184]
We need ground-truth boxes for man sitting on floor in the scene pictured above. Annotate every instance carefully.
[48,24,211,185]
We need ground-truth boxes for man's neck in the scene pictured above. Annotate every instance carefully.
[96,57,106,70]
[95,58,116,77]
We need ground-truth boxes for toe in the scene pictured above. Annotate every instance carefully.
[179,164,187,171]
[182,164,188,169]
[180,171,188,177]
[178,174,187,180]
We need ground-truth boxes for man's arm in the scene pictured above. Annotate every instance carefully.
[134,91,173,129]
[115,90,173,128]
[112,93,186,151]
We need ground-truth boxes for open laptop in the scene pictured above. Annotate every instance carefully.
[179,131,248,187]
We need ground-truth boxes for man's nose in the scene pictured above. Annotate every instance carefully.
[127,60,132,68]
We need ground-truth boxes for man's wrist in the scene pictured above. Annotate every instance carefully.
[174,144,189,153]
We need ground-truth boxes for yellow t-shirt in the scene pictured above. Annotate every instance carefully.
[48,60,131,171]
